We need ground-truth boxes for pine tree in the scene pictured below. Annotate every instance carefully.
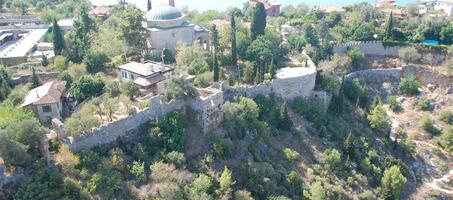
[211,24,220,81]
[385,12,394,40]
[41,54,49,67]
[52,19,65,55]
[278,102,293,131]
[250,2,267,40]
[30,68,41,89]
[147,0,152,11]
[219,166,235,194]
[230,13,237,66]
[371,96,382,110]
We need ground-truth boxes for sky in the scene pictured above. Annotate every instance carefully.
[90,0,419,12]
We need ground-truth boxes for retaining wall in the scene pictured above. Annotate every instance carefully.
[11,72,59,85]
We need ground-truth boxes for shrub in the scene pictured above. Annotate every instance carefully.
[282,148,300,162]
[435,127,453,153]
[347,48,365,70]
[387,96,400,111]
[439,111,453,125]
[69,75,105,102]
[121,81,138,100]
[419,114,440,134]
[291,97,326,127]
[398,47,421,64]
[398,76,420,95]
[343,78,366,105]
[380,166,407,200]
[416,96,431,111]
[163,151,186,168]
[188,57,209,75]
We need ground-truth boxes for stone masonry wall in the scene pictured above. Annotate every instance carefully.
[188,88,224,134]
[333,41,400,57]
[63,95,185,152]
[344,68,403,84]
[11,72,59,85]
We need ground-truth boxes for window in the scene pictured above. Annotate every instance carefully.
[42,105,52,113]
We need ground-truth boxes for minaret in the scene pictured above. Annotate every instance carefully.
[169,0,175,7]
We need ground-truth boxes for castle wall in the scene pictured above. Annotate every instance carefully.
[63,95,186,152]
[333,41,400,57]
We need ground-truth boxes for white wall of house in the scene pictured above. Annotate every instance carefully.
[120,69,141,82]
[36,101,62,123]
[435,1,453,16]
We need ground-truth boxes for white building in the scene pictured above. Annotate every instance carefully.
[118,61,175,95]
[21,81,68,123]
[435,0,453,16]
[145,3,209,53]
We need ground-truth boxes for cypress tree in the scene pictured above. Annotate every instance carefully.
[211,24,220,81]
[343,132,355,158]
[278,102,293,131]
[385,12,394,40]
[147,0,152,11]
[41,53,49,67]
[268,56,274,79]
[230,13,237,66]
[52,19,65,55]
[250,2,267,40]
[30,68,41,89]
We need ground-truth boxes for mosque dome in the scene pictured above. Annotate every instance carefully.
[146,5,183,21]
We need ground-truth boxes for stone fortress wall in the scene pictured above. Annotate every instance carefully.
[333,41,400,57]
[54,52,319,152]
[333,41,448,65]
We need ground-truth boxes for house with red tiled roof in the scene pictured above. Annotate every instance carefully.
[21,81,68,123]
[249,0,281,17]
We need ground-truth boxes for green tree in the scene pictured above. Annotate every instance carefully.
[435,127,453,153]
[219,166,235,194]
[302,23,319,47]
[368,104,390,132]
[52,19,65,56]
[380,165,407,200]
[147,0,152,11]
[118,6,148,55]
[0,66,11,101]
[347,48,365,70]
[41,54,49,67]
[121,81,138,100]
[385,12,394,40]
[250,2,267,40]
[211,24,220,81]
[69,75,105,102]
[13,0,28,15]
[231,13,238,66]
[130,160,146,181]
[278,102,293,131]
[103,97,117,122]
[344,132,355,158]
[304,181,325,200]
[165,76,197,100]
[30,67,41,89]
[83,51,110,74]
[440,24,453,45]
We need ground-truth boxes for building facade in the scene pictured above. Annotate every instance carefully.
[145,3,209,53]
[21,81,68,123]
[119,61,175,95]
[249,0,281,17]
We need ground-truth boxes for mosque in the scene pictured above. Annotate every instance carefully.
[145,0,209,53]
